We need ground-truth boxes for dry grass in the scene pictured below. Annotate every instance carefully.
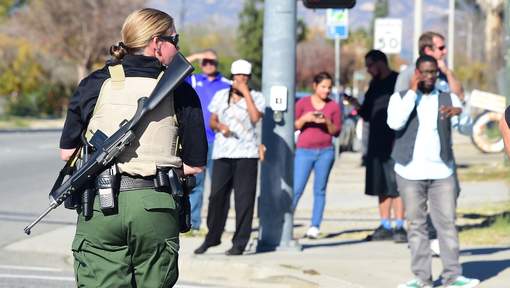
[458,202,510,246]
[0,116,64,129]
[458,163,510,182]
[0,116,30,128]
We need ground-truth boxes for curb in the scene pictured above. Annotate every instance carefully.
[0,128,63,133]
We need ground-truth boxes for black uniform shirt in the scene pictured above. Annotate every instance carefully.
[60,54,208,167]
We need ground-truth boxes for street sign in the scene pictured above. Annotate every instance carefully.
[303,0,356,9]
[374,18,402,54]
[326,9,348,39]
[270,85,288,111]
[470,89,506,113]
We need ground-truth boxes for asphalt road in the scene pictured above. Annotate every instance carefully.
[0,131,209,288]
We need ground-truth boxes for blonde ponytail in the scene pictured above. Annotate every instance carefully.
[110,8,175,61]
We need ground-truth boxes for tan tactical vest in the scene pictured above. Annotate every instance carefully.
[86,65,182,177]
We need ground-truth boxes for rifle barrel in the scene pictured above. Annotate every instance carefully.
[24,202,58,235]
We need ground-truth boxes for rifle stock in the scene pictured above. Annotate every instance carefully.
[24,53,194,235]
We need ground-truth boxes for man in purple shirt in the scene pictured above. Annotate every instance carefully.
[186,49,231,231]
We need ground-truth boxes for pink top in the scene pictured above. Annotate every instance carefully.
[295,96,342,149]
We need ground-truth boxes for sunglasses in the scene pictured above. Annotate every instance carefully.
[158,34,179,49]
[435,45,446,51]
[201,58,218,66]
[418,69,439,76]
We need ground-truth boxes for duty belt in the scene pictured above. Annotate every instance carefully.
[119,174,155,192]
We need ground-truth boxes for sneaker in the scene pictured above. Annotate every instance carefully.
[430,238,440,256]
[445,276,480,288]
[366,225,393,241]
[397,279,432,288]
[393,227,408,243]
[305,226,320,239]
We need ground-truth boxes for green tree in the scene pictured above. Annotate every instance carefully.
[0,41,45,115]
[0,0,16,20]
[370,0,389,34]
[237,0,264,89]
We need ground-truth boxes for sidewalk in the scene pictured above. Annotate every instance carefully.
[4,133,510,287]
[176,133,509,287]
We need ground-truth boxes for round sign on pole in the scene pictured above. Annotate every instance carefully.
[374,18,402,54]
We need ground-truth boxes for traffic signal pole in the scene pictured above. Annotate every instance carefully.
[334,36,341,157]
[413,0,422,60]
[257,0,300,251]
[447,0,455,69]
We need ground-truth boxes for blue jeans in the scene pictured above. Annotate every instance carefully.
[190,142,214,229]
[292,146,335,228]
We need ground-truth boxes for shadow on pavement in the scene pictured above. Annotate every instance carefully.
[461,246,510,256]
[322,228,373,239]
[462,259,510,282]
[457,211,510,232]
[301,239,366,250]
[294,217,379,223]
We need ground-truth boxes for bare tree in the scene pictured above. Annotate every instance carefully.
[296,35,364,91]
[476,0,505,69]
[8,0,145,83]
[296,37,334,90]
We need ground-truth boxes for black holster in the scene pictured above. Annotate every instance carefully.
[155,167,195,233]
[176,194,191,233]
[62,149,95,219]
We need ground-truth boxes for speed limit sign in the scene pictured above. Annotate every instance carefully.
[374,18,402,54]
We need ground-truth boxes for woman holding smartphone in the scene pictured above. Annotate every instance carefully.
[293,71,342,239]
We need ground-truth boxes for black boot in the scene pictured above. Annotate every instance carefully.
[194,241,219,255]
[225,247,243,256]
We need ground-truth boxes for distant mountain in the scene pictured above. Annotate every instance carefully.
[149,0,450,62]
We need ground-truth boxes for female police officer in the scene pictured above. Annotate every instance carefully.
[59,8,207,287]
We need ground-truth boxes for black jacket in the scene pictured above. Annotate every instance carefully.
[60,55,208,167]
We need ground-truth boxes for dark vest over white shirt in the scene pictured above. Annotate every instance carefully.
[391,91,453,166]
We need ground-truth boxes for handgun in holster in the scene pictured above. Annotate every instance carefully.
[154,166,196,233]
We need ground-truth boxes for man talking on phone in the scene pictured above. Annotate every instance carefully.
[394,31,469,258]
[387,55,479,288]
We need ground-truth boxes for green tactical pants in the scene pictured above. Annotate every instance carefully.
[72,188,180,288]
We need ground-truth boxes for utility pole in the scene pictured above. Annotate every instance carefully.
[448,0,455,69]
[258,0,300,251]
[335,37,341,91]
[178,0,186,28]
[334,36,341,156]
[413,0,422,60]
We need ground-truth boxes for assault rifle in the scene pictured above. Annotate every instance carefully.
[24,53,194,235]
